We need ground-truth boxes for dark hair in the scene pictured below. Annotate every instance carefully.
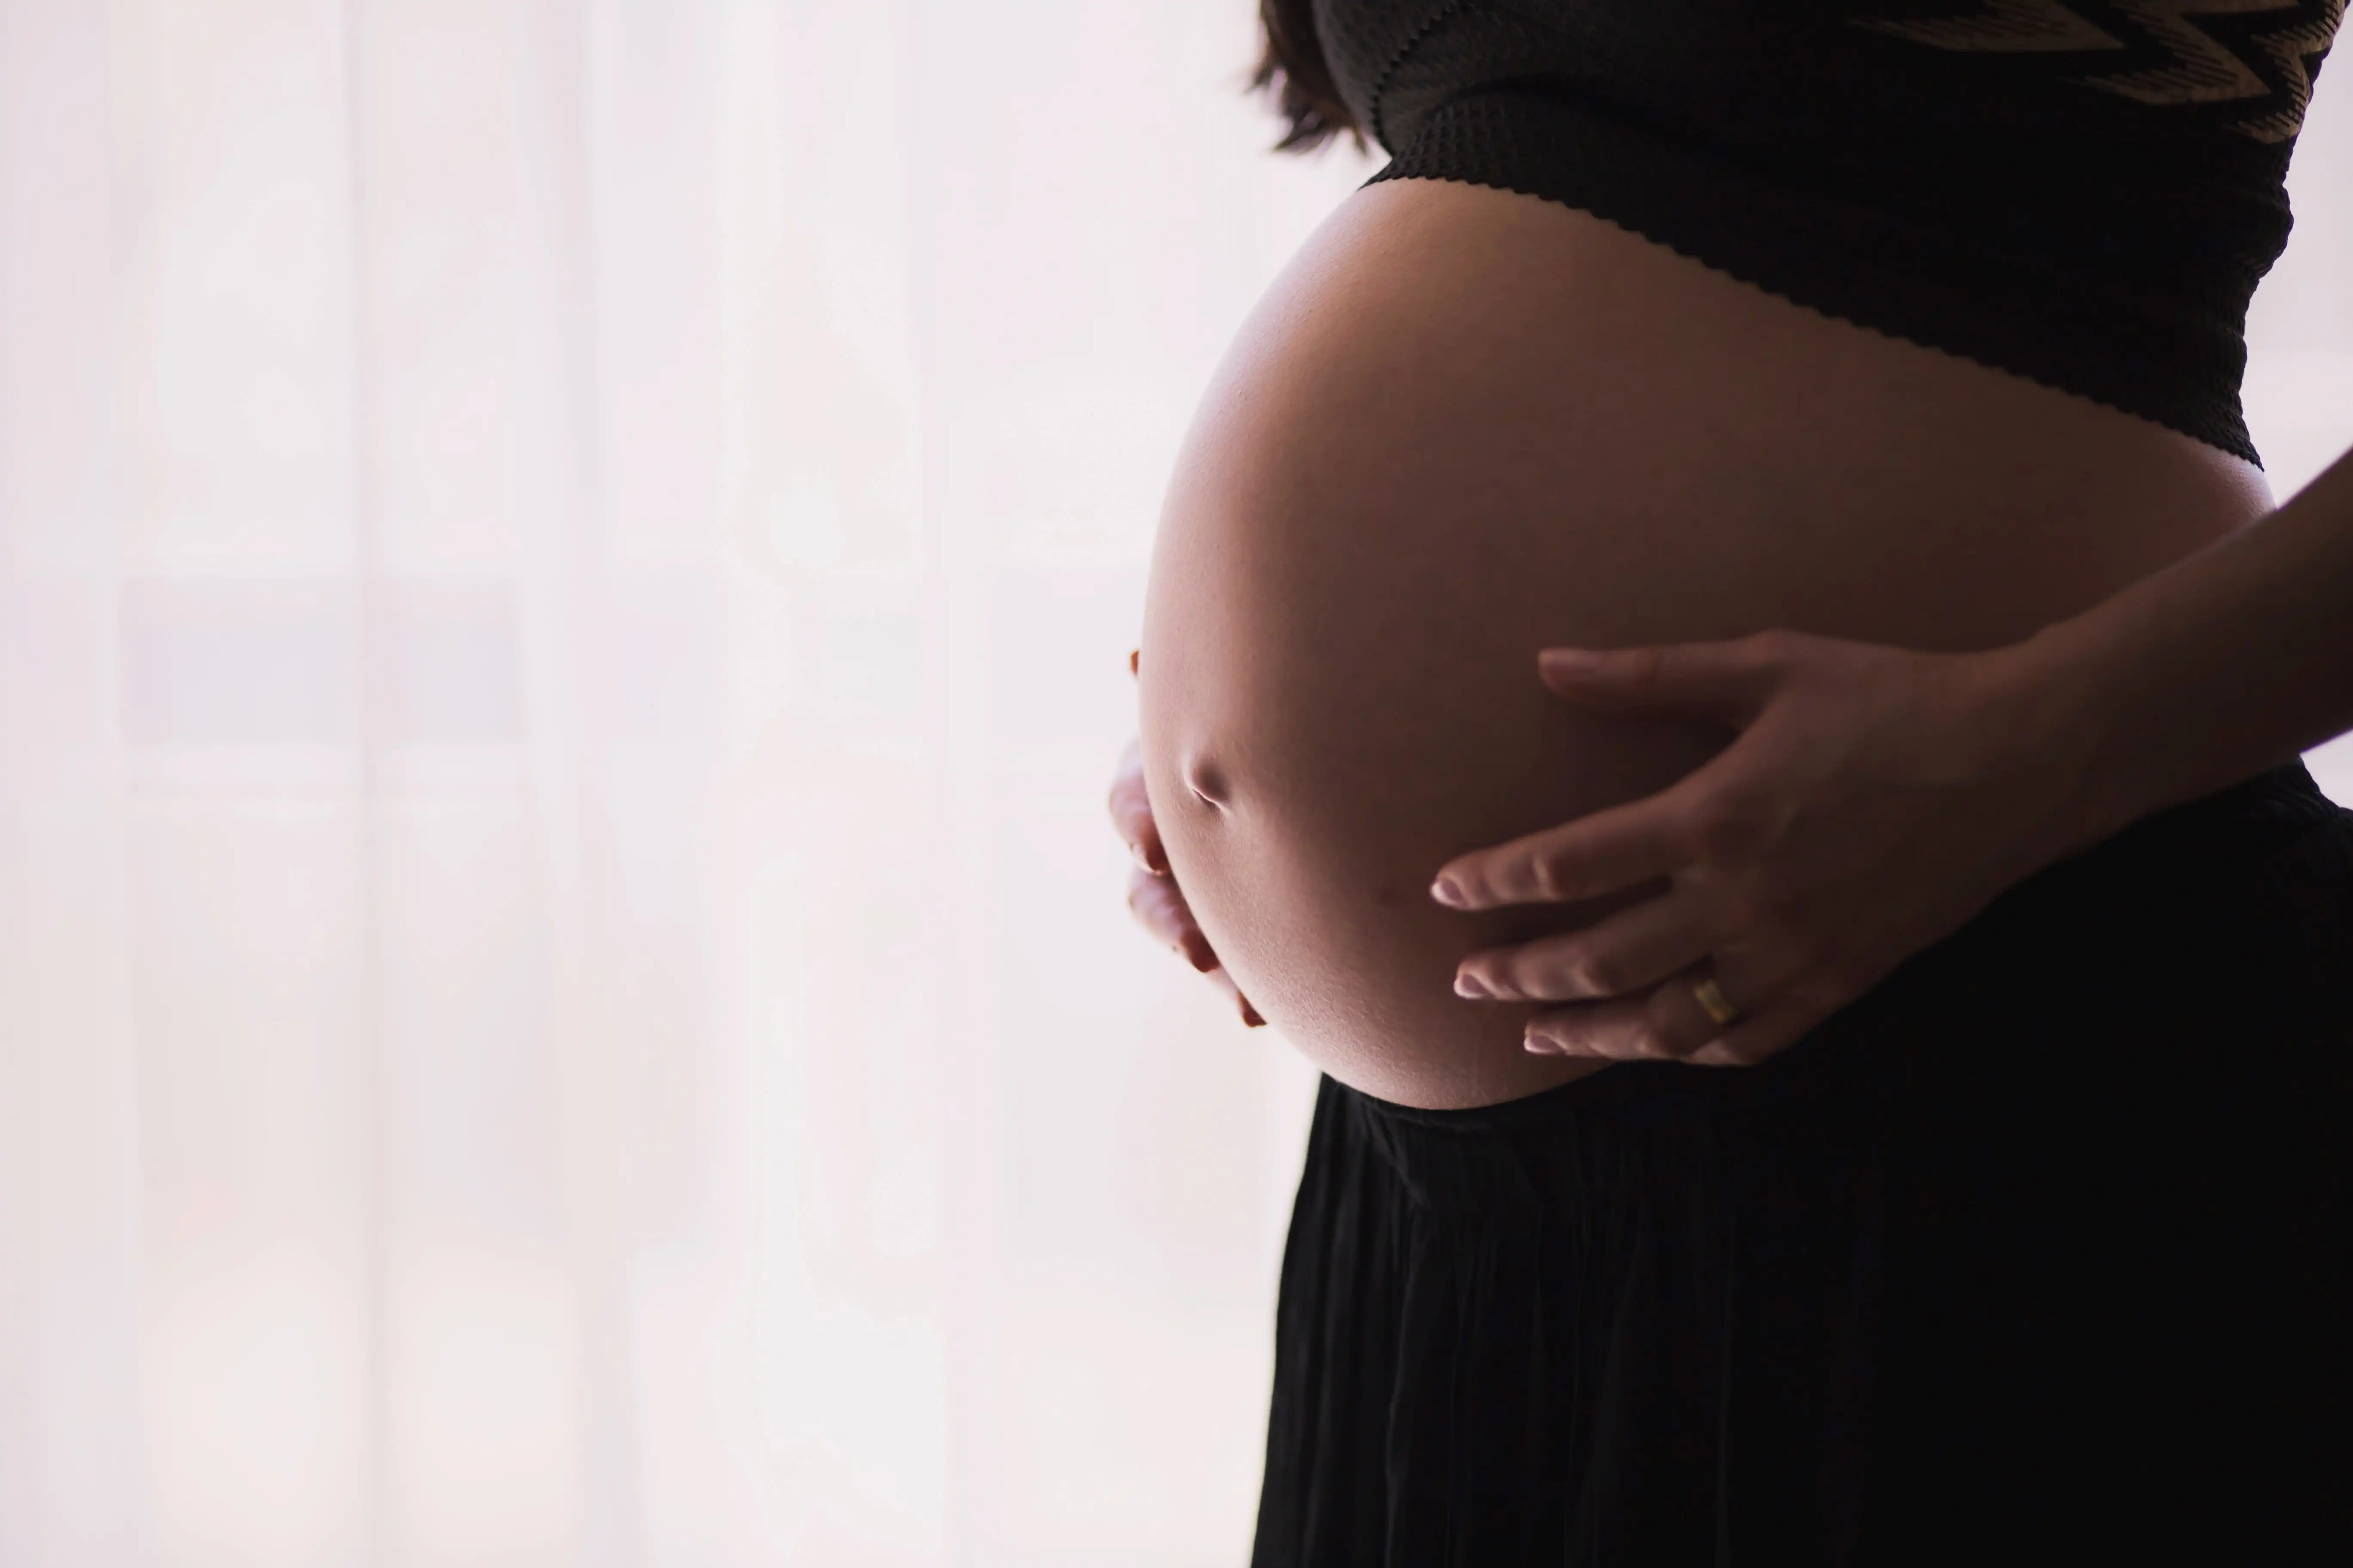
[1250,0,1364,153]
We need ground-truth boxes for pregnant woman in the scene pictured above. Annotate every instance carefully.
[1115,1,2352,1561]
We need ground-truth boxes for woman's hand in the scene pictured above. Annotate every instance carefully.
[1113,650,1267,1028]
[1430,629,2092,1065]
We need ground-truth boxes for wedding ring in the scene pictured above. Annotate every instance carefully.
[1691,975,1744,1028]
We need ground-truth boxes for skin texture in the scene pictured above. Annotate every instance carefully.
[1126,175,2274,1111]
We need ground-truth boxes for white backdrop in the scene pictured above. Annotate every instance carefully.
[0,3,2347,1565]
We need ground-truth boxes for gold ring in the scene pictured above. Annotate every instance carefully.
[1691,975,1744,1028]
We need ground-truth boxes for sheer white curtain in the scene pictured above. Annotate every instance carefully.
[0,2,2346,1564]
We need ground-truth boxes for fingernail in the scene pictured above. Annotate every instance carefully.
[1524,1032,1560,1055]
[1133,839,1167,875]
[1180,933,1218,973]
[1430,875,1466,908]
[1453,970,1492,1000]
[1128,648,1140,677]
[1539,648,1597,673]
[1241,1001,1266,1028]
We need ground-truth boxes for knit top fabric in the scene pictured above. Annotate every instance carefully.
[1315,0,2346,469]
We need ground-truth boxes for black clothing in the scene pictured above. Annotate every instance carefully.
[1315,0,2346,467]
[1252,762,2353,1563]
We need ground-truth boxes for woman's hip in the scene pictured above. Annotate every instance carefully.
[1254,762,2353,1562]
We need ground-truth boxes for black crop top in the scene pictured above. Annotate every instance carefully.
[1315,1,2345,467]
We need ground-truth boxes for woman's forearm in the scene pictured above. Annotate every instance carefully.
[2022,439,2353,846]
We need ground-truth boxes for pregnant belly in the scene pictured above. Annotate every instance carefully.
[1136,177,2271,1111]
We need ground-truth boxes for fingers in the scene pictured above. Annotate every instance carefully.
[1516,994,1676,1062]
[1431,773,1711,910]
[1684,1015,1808,1067]
[1107,735,1167,875]
[1454,892,1724,1003]
[1127,864,1215,969]
[1519,963,1725,1060]
[1112,654,1163,872]
[1125,864,1265,1027]
[1203,963,1268,1028]
[1520,955,1836,1068]
[1516,938,1768,1057]
[1118,657,1259,1028]
[1520,979,1728,1062]
[1536,633,1797,725]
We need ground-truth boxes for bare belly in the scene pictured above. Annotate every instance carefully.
[1135,177,2274,1111]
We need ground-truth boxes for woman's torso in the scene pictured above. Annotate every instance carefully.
[1136,174,2274,1109]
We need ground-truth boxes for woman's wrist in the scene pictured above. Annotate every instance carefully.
[1991,448,2353,852]
[1974,616,2149,866]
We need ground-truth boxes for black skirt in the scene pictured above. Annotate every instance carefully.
[1252,763,2353,1566]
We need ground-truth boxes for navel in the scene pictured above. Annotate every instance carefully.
[1183,750,1233,812]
